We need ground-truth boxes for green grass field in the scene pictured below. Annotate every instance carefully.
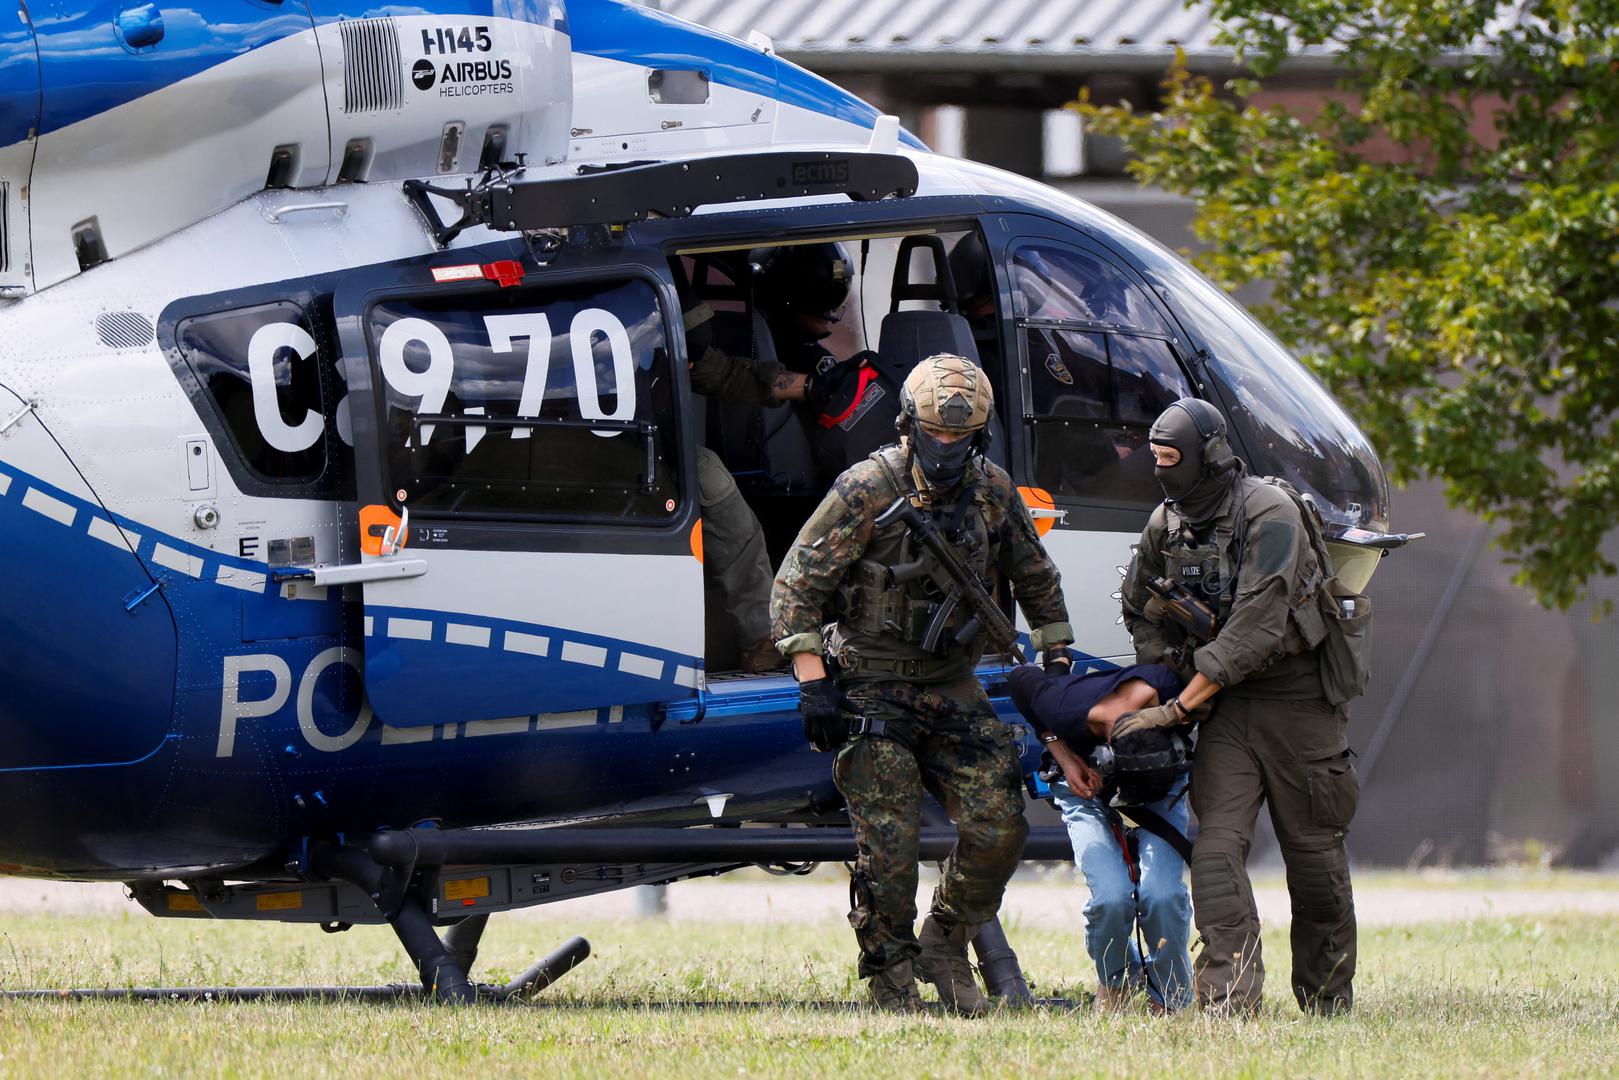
[2,889,1617,1079]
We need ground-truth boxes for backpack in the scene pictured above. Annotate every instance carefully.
[1256,477,1374,706]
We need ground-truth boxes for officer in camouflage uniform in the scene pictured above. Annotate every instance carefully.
[685,302,848,672]
[1114,398,1361,1016]
[770,354,1074,1014]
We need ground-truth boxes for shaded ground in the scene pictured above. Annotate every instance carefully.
[4,868,1616,927]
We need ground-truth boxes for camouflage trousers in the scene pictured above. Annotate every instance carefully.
[834,677,1029,977]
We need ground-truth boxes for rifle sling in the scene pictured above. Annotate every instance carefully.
[1116,803,1194,864]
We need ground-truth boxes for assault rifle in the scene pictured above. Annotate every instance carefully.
[1144,575,1218,643]
[873,497,1029,663]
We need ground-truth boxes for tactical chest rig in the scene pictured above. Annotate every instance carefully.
[1156,476,1363,694]
[1159,490,1246,634]
[831,445,997,680]
[1146,476,1321,650]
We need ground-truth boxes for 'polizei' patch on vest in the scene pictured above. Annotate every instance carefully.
[836,382,887,431]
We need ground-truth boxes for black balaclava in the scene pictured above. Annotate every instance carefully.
[1148,398,1242,524]
[911,428,976,491]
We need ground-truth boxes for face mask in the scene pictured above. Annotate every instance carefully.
[1149,402,1238,523]
[912,428,975,490]
[1153,453,1201,500]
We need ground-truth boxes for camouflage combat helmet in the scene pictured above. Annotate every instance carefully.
[898,354,994,434]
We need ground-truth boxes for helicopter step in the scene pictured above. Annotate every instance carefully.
[126,857,758,926]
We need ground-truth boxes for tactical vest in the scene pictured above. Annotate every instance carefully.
[1160,500,1244,627]
[1161,476,1327,652]
[827,444,997,683]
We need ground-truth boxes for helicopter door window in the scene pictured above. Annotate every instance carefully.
[367,276,680,522]
[1108,333,1190,425]
[175,301,330,485]
[1012,245,1172,334]
[1014,242,1191,506]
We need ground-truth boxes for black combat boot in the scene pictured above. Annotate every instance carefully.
[868,959,923,1013]
[916,914,989,1017]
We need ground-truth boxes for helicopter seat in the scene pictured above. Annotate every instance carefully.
[702,308,817,493]
[814,234,1006,471]
[874,311,1008,467]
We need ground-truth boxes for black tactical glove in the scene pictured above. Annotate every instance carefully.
[1043,644,1074,675]
[798,677,853,753]
[811,352,878,416]
[805,357,858,411]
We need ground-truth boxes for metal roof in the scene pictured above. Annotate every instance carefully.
[656,0,1258,73]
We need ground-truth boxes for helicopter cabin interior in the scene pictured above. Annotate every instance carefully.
[668,221,1199,672]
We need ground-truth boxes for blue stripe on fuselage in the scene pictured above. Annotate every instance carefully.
[34,1,315,138]
[28,0,566,139]
[18,0,919,152]
[569,0,927,149]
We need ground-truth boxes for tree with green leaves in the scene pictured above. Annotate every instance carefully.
[1080,0,1619,611]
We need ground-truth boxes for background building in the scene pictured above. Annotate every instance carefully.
[656,0,1619,867]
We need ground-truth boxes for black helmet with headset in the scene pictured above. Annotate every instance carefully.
[754,243,853,326]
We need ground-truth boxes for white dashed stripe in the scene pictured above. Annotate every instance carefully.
[673,665,700,689]
[465,716,531,737]
[0,472,11,495]
[152,543,204,578]
[504,630,549,657]
[618,652,665,680]
[88,516,140,551]
[22,487,76,527]
[561,641,607,668]
[388,617,433,641]
[536,710,597,731]
[364,615,375,636]
[380,723,433,745]
[215,566,267,594]
[446,623,492,648]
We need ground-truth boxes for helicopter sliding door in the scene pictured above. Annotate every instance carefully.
[334,244,702,728]
[991,216,1200,659]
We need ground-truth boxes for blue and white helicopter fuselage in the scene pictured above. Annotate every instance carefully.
[0,0,1391,956]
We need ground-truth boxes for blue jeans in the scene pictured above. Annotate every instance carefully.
[1053,774,1194,1010]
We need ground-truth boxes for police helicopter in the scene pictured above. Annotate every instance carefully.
[0,0,1404,1001]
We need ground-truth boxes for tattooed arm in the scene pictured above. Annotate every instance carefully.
[770,369,811,402]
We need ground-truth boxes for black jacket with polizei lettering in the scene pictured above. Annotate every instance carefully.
[770,443,1073,683]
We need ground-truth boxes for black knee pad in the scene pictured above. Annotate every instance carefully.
[1190,843,1249,925]
[1281,845,1353,922]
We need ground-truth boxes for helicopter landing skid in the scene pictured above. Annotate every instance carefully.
[1,845,594,1005]
[0,933,591,1004]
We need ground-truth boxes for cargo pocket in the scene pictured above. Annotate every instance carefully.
[1306,750,1360,833]
[1319,583,1373,706]
[988,720,1027,790]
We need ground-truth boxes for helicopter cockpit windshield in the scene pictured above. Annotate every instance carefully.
[1108,237,1391,533]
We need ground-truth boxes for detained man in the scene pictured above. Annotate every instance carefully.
[1008,662,1194,1012]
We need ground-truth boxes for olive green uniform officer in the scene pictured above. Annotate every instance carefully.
[770,354,1074,1014]
[1114,398,1360,1016]
[684,303,847,672]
